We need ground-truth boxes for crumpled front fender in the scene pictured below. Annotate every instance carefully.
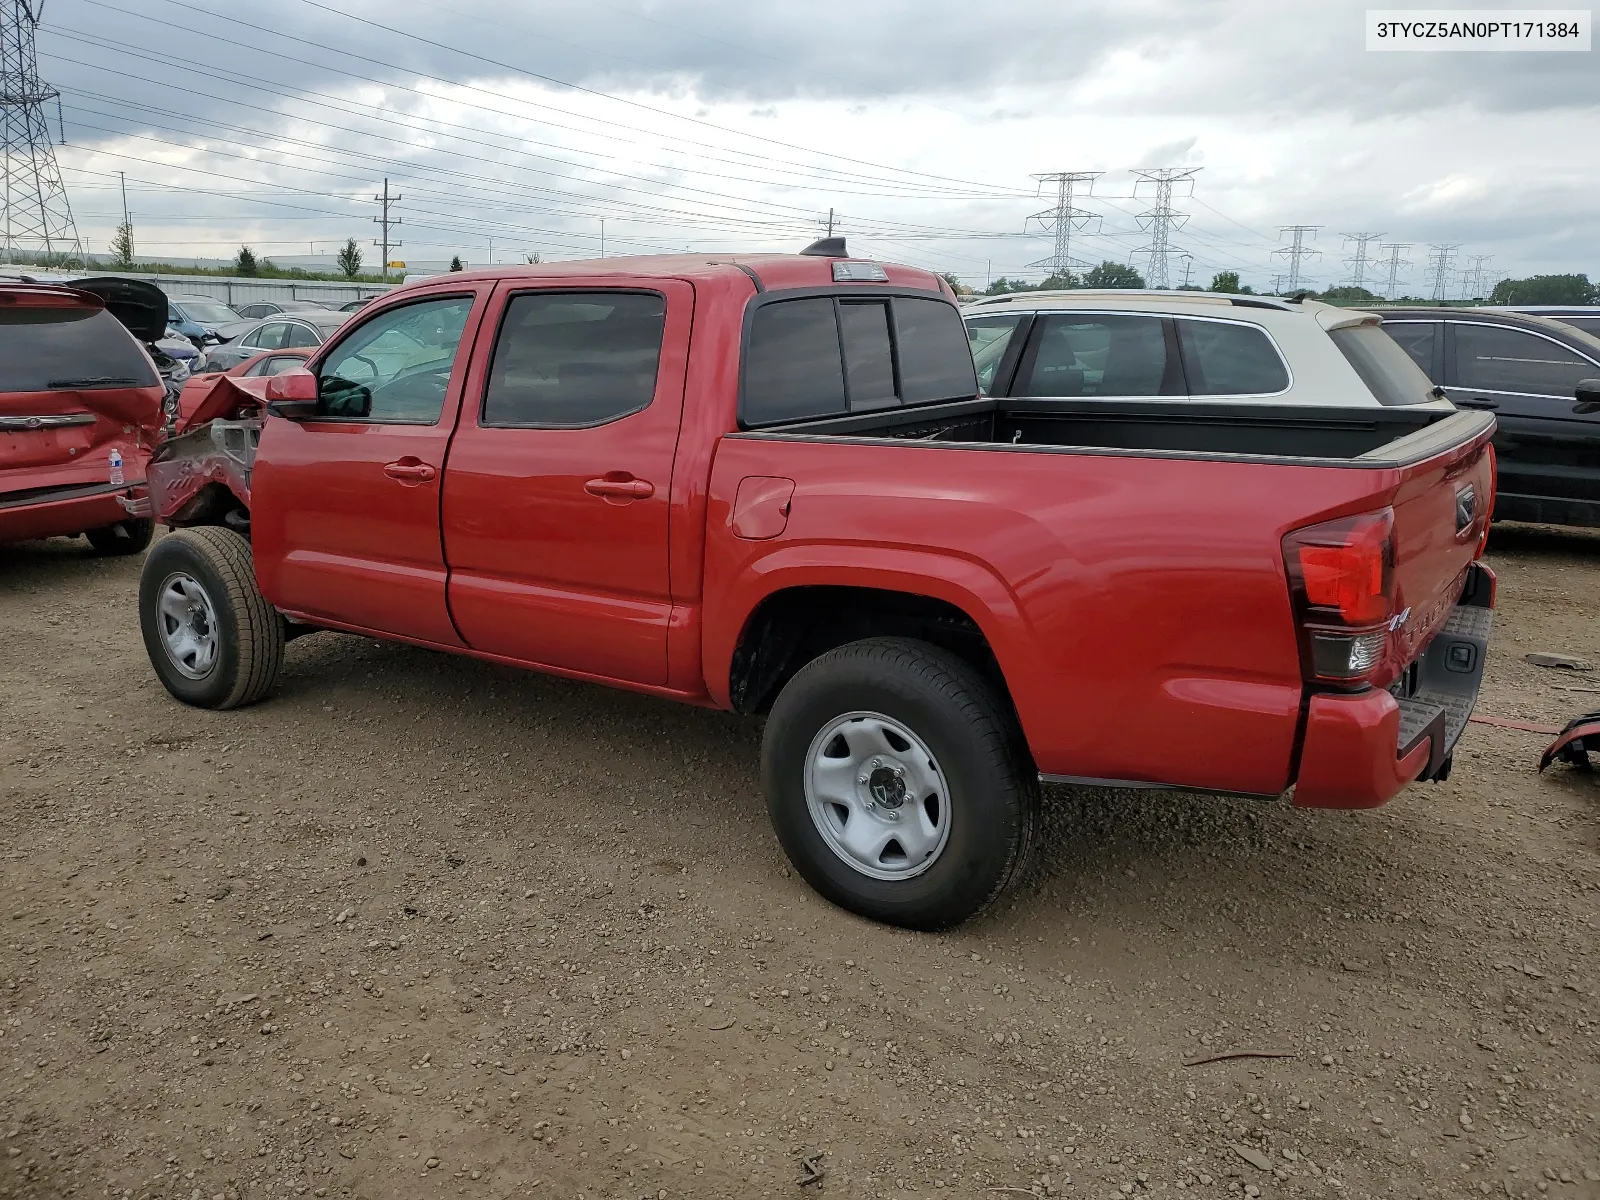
[146,418,261,522]
[1539,710,1600,773]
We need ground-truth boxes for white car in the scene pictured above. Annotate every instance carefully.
[962,290,1450,409]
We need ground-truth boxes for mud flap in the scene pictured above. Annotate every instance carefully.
[1538,711,1600,773]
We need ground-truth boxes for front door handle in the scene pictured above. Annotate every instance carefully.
[1455,397,1499,410]
[584,475,654,500]
[383,457,437,484]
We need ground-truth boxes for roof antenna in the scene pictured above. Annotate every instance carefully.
[1285,289,1315,304]
[800,237,846,257]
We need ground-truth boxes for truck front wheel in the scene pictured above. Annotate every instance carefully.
[138,526,285,709]
[762,637,1038,930]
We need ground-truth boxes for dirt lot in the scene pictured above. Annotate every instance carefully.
[1,526,1597,1200]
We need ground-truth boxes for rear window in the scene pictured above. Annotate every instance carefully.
[742,293,977,427]
[0,307,159,392]
[1329,323,1436,406]
[1176,319,1289,395]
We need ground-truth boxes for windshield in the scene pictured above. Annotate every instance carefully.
[177,300,241,324]
[0,307,160,391]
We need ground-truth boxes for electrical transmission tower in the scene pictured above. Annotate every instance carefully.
[1461,254,1493,300]
[2,0,82,263]
[1379,242,1412,299]
[1024,171,1101,279]
[1273,226,1322,292]
[1341,232,1384,290]
[1426,244,1459,302]
[1131,167,1199,289]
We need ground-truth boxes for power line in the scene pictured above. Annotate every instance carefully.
[1024,171,1100,276]
[1274,226,1322,292]
[1131,167,1199,289]
[2,0,82,261]
[1379,242,1412,299]
[1340,231,1384,290]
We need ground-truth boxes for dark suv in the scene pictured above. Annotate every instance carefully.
[1370,307,1600,528]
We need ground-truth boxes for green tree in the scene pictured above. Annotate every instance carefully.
[525,253,543,265]
[939,271,971,296]
[1489,274,1598,305]
[1037,271,1079,290]
[1319,285,1381,303]
[109,222,135,269]
[234,245,258,277]
[449,255,464,272]
[1210,270,1241,294]
[336,238,363,279]
[1081,261,1145,289]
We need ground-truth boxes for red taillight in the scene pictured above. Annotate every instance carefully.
[1283,509,1396,688]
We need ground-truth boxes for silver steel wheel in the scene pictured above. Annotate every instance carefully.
[803,710,951,881]
[156,571,219,680]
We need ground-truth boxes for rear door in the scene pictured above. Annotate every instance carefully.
[1442,318,1600,513]
[440,280,691,686]
[250,288,490,644]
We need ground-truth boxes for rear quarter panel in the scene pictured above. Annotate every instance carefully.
[704,437,1417,796]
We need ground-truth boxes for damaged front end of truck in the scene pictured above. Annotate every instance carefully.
[130,369,313,530]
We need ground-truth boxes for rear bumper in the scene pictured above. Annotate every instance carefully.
[0,484,138,543]
[1293,562,1495,809]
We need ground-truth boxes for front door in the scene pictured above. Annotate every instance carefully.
[1442,319,1600,516]
[250,289,489,644]
[440,281,692,686]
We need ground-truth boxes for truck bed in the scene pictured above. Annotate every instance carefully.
[753,397,1480,466]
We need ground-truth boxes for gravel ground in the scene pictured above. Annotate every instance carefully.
[1,525,1597,1200]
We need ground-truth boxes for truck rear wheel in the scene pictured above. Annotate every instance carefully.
[138,526,284,710]
[762,637,1037,930]
[85,517,154,556]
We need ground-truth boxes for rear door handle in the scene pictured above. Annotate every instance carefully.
[1455,397,1499,410]
[584,476,654,499]
[383,458,437,484]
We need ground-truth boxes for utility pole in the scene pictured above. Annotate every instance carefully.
[1379,242,1412,299]
[1461,254,1493,301]
[1,0,84,264]
[117,169,133,262]
[599,217,605,259]
[1340,231,1384,290]
[1131,167,1199,289]
[1274,226,1322,292]
[1025,171,1101,279]
[1426,244,1459,302]
[1179,254,1194,289]
[826,207,835,237]
[372,177,401,283]
[1270,273,1288,295]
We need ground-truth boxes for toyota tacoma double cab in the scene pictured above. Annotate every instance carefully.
[132,241,1498,929]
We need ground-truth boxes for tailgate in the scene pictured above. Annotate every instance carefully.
[1383,416,1495,673]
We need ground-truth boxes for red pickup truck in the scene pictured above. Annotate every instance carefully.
[134,245,1497,928]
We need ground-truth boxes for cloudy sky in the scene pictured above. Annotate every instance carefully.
[27,0,1600,293]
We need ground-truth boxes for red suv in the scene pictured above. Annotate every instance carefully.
[0,280,165,553]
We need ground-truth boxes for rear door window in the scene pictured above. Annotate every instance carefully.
[1176,319,1290,395]
[253,322,291,351]
[1452,322,1597,397]
[0,306,159,391]
[284,322,321,349]
[482,291,666,427]
[1015,314,1168,397]
[1382,321,1438,380]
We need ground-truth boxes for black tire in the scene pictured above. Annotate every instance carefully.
[84,517,154,556]
[762,637,1038,930]
[138,525,285,709]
